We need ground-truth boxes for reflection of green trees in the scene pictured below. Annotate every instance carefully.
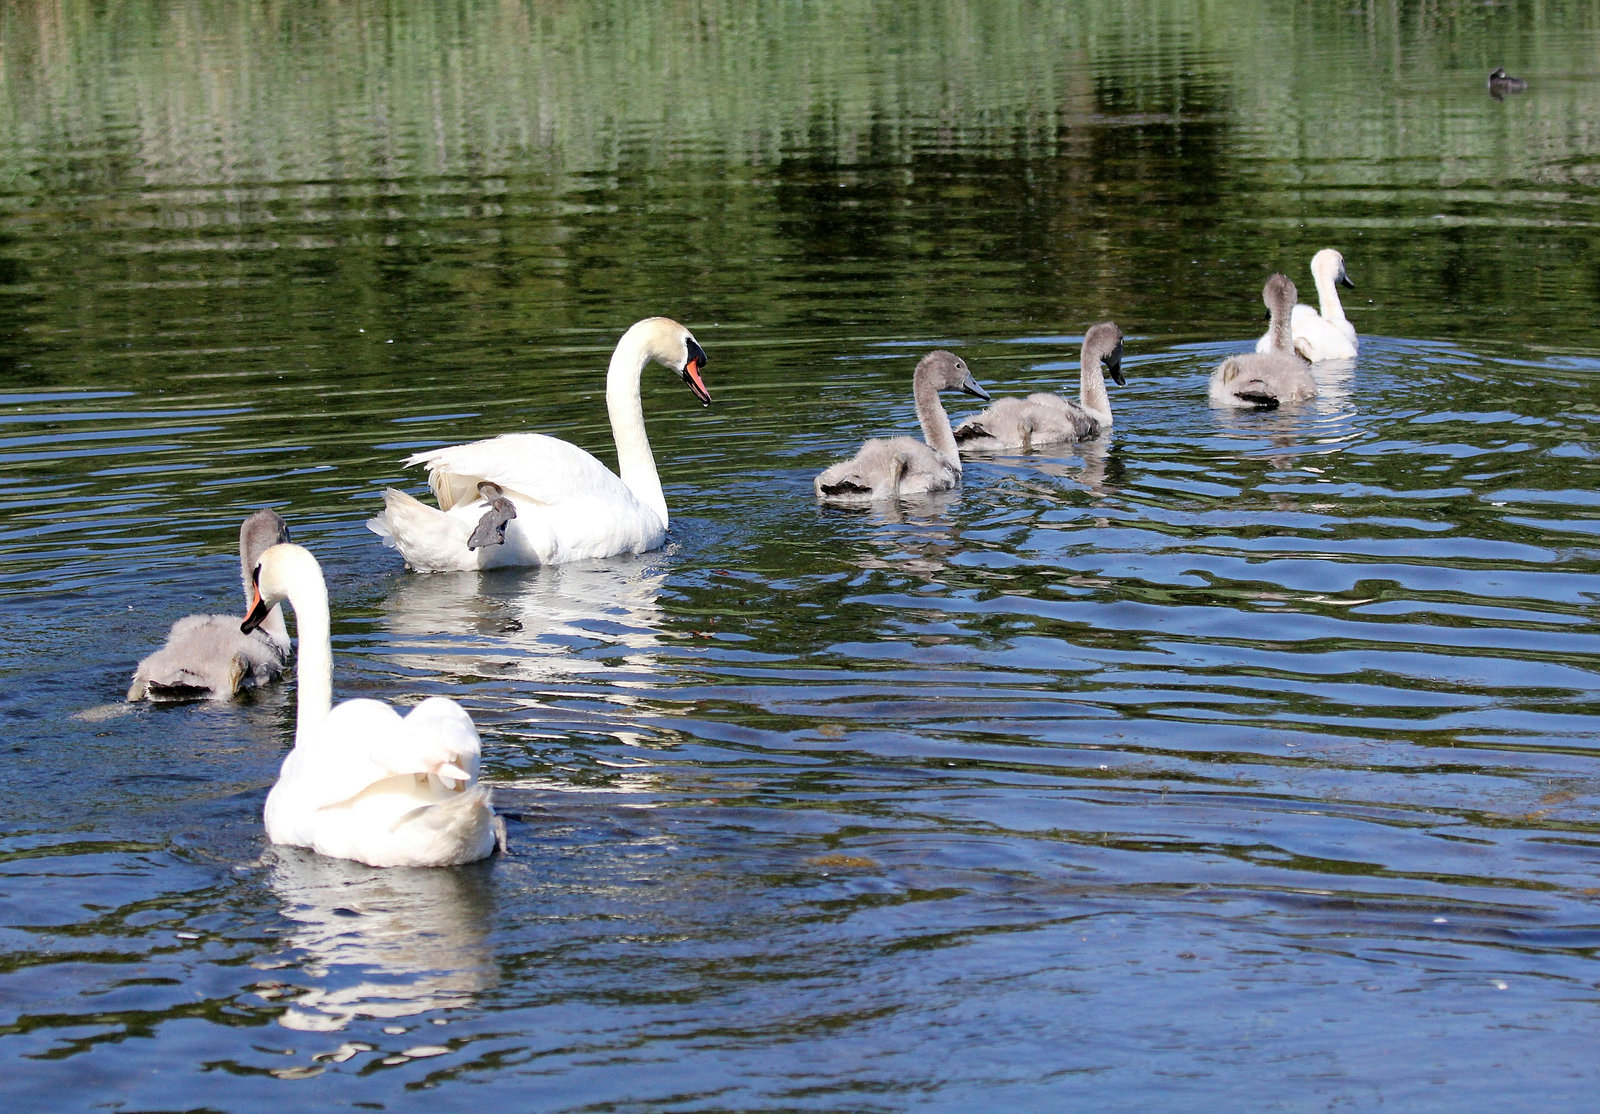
[4,1,1598,185]
[2,0,1599,378]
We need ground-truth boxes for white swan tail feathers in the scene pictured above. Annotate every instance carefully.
[368,488,491,572]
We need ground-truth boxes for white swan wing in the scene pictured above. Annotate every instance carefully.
[266,699,407,829]
[398,696,483,783]
[406,433,636,511]
[1289,304,1358,361]
[307,697,480,789]
[265,697,487,845]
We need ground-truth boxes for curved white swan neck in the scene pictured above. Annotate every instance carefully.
[273,547,333,741]
[605,320,670,530]
[912,367,960,470]
[1312,253,1348,323]
[1079,343,1114,427]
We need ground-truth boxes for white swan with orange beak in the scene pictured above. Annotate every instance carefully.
[370,317,710,571]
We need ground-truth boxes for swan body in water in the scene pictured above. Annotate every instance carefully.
[814,350,990,504]
[955,322,1125,450]
[243,543,501,867]
[369,317,709,572]
[1256,248,1357,362]
[1212,273,1317,409]
[127,509,293,702]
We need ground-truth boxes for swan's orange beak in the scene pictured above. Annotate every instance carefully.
[682,358,711,406]
[680,337,711,406]
[241,571,269,634]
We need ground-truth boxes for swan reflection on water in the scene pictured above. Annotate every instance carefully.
[377,556,670,688]
[991,435,1121,497]
[260,848,497,1032]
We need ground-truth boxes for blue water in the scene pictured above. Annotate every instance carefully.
[5,2,1600,1109]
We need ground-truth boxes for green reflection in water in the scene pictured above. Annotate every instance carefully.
[1,0,1598,385]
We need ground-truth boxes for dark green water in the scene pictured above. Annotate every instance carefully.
[4,2,1600,1109]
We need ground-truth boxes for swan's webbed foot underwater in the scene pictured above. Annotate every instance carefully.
[467,483,518,550]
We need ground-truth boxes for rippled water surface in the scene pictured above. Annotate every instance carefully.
[6,1,1600,1109]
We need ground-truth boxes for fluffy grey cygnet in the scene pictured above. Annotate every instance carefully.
[954,322,1125,450]
[1210,273,1317,409]
[126,508,293,701]
[815,350,991,503]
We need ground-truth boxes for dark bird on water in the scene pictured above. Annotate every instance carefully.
[1488,67,1528,99]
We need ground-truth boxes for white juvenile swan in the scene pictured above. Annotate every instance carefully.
[814,350,990,504]
[243,543,500,868]
[1256,248,1358,361]
[954,322,1125,450]
[369,317,710,572]
[127,509,293,702]
[1212,273,1317,408]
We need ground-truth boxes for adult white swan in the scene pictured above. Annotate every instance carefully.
[242,543,501,867]
[1256,248,1358,361]
[369,317,710,572]
[127,509,293,701]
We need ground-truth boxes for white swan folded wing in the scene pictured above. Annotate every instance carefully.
[413,433,633,511]
[265,696,494,869]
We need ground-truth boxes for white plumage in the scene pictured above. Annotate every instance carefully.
[369,316,710,572]
[245,543,501,868]
[1256,248,1358,362]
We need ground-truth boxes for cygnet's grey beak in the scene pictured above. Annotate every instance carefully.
[961,371,991,401]
[1107,353,1126,387]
